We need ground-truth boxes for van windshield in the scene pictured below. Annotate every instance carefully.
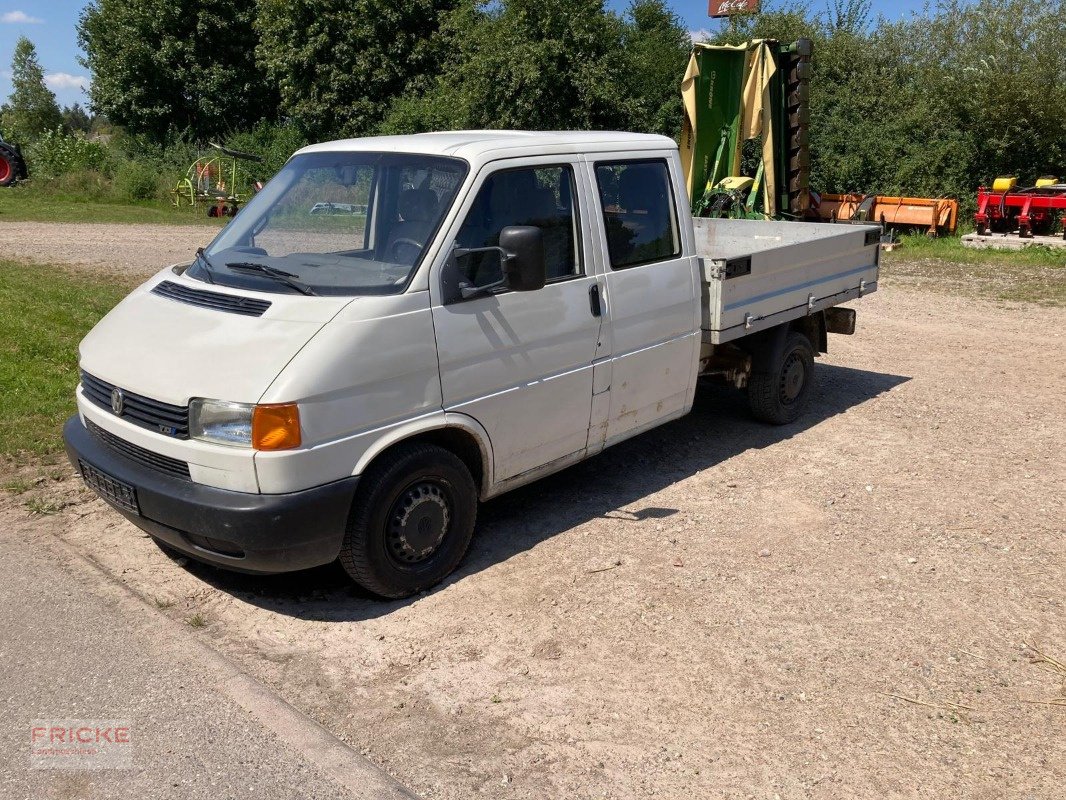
[194,151,468,296]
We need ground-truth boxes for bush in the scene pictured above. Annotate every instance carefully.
[26,128,108,178]
[224,120,308,178]
[113,160,163,201]
[35,170,114,201]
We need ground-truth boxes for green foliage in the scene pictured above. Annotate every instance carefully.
[113,160,164,201]
[78,0,277,143]
[255,0,460,140]
[621,1,693,138]
[379,0,690,136]
[436,0,632,130]
[1,37,63,142]
[61,104,93,134]
[27,170,115,202]
[224,120,308,177]
[26,129,108,179]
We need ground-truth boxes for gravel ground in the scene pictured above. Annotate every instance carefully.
[2,222,1063,799]
[0,222,213,274]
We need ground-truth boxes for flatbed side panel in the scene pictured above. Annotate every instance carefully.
[693,217,878,341]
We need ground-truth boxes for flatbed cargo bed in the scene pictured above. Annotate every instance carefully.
[694,217,880,344]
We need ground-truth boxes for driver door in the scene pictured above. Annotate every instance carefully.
[431,158,604,484]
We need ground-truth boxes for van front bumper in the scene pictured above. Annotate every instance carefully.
[63,415,358,574]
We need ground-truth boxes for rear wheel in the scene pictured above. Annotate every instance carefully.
[0,147,17,187]
[748,331,816,424]
[339,443,477,599]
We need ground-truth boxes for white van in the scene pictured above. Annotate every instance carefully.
[65,131,878,598]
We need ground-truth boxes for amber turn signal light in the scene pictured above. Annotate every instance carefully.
[252,403,301,450]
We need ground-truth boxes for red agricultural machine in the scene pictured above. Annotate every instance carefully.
[975,176,1066,239]
[0,130,29,187]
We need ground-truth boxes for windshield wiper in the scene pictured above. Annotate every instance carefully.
[194,247,216,284]
[225,262,318,296]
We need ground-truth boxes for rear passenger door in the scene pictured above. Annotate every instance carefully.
[588,156,700,447]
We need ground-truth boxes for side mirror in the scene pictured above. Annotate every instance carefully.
[499,225,546,292]
[448,226,547,302]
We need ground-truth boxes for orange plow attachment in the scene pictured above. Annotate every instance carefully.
[813,193,958,236]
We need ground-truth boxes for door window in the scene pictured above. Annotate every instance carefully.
[594,160,680,269]
[455,165,582,289]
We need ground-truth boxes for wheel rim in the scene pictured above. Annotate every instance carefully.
[0,157,11,184]
[779,350,807,405]
[385,480,452,566]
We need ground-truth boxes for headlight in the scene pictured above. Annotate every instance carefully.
[189,399,302,451]
[189,399,254,447]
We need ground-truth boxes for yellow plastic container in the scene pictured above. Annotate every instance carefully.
[1035,176,1059,188]
[992,176,1018,193]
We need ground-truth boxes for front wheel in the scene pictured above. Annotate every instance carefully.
[747,330,816,425]
[339,443,477,599]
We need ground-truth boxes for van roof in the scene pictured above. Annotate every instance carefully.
[296,130,677,164]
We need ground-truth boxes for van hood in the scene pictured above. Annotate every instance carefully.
[78,271,353,406]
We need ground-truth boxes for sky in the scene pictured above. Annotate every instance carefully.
[1,0,951,112]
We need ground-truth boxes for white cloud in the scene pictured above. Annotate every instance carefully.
[45,72,89,91]
[1,11,44,24]
[689,29,712,43]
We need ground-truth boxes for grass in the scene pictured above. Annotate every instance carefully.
[3,476,34,494]
[887,233,1066,267]
[0,261,135,457]
[186,613,208,629]
[0,183,228,227]
[882,234,1065,306]
[24,497,63,515]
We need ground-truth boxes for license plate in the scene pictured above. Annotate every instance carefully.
[79,460,139,516]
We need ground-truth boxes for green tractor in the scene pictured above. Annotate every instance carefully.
[0,130,29,187]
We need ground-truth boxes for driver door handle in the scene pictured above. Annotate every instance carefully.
[589,284,602,318]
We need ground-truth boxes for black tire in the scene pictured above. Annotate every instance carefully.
[0,147,17,187]
[339,443,477,599]
[747,330,816,425]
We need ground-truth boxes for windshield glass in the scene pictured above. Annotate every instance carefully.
[194,151,468,296]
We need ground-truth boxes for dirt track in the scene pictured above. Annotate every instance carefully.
[3,223,1064,799]
[0,221,214,274]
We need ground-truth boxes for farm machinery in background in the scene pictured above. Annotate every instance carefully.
[0,130,29,187]
[682,38,813,221]
[810,192,957,237]
[974,176,1065,240]
[680,39,958,237]
[172,142,263,217]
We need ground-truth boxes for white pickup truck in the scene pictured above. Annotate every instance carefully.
[64,131,878,598]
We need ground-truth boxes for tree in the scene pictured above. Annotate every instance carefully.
[620,0,692,138]
[62,103,93,134]
[380,0,637,134]
[0,37,62,141]
[255,0,461,140]
[78,0,277,143]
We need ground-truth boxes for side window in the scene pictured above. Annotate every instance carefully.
[594,160,680,269]
[455,165,582,289]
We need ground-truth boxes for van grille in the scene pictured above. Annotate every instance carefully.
[151,280,271,317]
[86,418,191,479]
[80,371,190,439]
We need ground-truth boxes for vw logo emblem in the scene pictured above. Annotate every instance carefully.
[110,388,125,416]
